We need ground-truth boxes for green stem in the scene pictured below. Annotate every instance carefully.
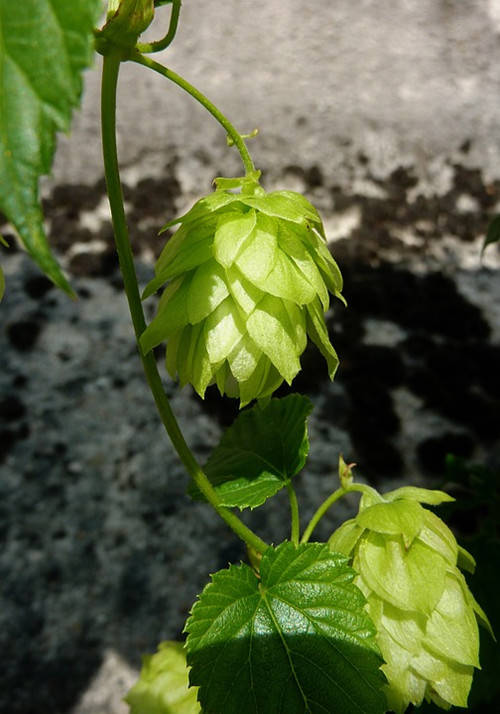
[301,488,345,545]
[300,483,382,544]
[286,482,300,546]
[137,0,181,54]
[101,51,267,555]
[129,51,256,175]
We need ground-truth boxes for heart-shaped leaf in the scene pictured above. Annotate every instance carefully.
[188,395,313,509]
[185,542,386,714]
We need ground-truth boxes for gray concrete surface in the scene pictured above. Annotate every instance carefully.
[53,0,500,191]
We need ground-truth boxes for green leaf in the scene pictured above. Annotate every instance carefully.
[185,542,386,714]
[482,214,500,256]
[125,640,201,714]
[189,395,313,509]
[0,0,101,296]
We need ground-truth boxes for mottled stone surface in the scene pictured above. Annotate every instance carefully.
[1,2,500,712]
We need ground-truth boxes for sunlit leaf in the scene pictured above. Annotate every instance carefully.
[186,542,386,714]
[0,0,101,294]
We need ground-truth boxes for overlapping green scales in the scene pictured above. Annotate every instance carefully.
[141,180,345,402]
[328,486,491,713]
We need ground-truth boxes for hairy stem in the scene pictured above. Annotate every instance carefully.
[130,51,256,175]
[101,51,267,554]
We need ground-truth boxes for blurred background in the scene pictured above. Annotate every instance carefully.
[1,1,499,712]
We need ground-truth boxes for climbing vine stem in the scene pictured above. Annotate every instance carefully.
[100,51,268,554]
[130,50,256,175]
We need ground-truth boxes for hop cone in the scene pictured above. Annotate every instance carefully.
[125,641,200,714]
[141,173,344,404]
[329,486,493,713]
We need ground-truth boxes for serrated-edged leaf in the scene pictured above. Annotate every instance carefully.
[185,542,386,714]
[385,486,455,505]
[0,0,101,295]
[160,191,241,231]
[125,640,201,714]
[189,394,313,509]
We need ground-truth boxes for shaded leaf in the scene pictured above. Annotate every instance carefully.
[185,542,386,714]
[0,0,101,295]
[188,395,313,509]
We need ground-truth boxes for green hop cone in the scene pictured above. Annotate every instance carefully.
[125,641,200,714]
[328,486,493,713]
[140,172,344,404]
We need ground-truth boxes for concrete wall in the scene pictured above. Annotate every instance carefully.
[53,0,500,187]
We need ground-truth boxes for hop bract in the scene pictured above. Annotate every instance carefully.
[328,486,493,713]
[141,172,344,404]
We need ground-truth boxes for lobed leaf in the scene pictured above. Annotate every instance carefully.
[188,395,313,509]
[185,542,386,714]
[0,0,101,295]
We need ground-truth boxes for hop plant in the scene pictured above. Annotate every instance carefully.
[328,486,493,713]
[140,172,344,404]
[125,640,200,714]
